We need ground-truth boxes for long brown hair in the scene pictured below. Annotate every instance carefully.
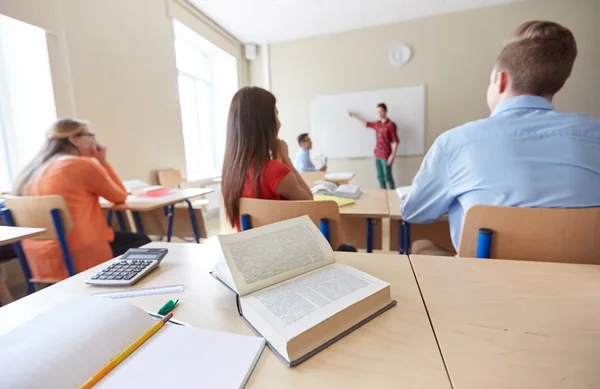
[221,87,279,227]
[14,118,88,195]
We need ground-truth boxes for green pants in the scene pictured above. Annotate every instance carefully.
[375,158,395,189]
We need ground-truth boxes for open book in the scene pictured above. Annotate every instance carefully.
[212,216,395,366]
[0,297,265,389]
[311,180,361,199]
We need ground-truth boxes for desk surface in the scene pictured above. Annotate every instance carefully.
[0,243,450,389]
[387,189,402,219]
[100,188,212,211]
[0,226,45,245]
[411,255,600,389]
[339,189,389,218]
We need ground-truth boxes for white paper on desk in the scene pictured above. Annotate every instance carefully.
[97,325,265,389]
[325,172,355,181]
[395,186,412,199]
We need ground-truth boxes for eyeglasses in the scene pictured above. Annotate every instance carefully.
[76,132,97,139]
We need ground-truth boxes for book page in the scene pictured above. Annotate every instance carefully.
[311,181,337,194]
[217,216,334,296]
[241,263,389,341]
[0,296,155,389]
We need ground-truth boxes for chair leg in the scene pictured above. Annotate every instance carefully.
[185,200,200,243]
[167,205,175,242]
[319,218,330,243]
[366,218,374,253]
[50,209,76,277]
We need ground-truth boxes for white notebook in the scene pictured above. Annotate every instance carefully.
[0,297,265,389]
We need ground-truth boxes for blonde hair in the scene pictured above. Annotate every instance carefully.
[14,118,90,195]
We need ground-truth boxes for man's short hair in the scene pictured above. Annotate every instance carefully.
[496,20,577,96]
[377,103,387,112]
[297,133,309,145]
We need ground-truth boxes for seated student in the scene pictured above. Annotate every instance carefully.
[402,21,600,256]
[13,119,151,280]
[293,133,326,173]
[221,87,314,230]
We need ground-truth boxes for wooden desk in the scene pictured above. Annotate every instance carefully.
[0,243,451,388]
[387,190,454,254]
[339,189,389,252]
[411,255,600,389]
[0,226,45,246]
[100,188,212,211]
[102,188,213,242]
[0,226,45,305]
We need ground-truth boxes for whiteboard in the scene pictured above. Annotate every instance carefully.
[310,85,425,159]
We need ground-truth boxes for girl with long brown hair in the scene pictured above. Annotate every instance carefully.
[221,87,313,229]
[13,119,150,281]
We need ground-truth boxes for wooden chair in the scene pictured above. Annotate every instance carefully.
[1,195,76,292]
[239,198,343,250]
[458,205,600,264]
[300,171,326,186]
[157,169,184,189]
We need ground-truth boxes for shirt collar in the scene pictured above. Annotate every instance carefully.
[491,95,555,117]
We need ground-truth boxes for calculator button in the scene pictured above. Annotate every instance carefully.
[115,275,124,280]
[99,275,107,280]
[91,275,99,280]
[125,274,135,280]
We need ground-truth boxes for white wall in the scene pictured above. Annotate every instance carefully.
[253,0,600,188]
[0,0,247,184]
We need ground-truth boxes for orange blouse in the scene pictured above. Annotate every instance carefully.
[22,157,127,281]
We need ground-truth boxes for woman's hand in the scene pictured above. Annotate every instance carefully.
[276,139,291,165]
[93,144,108,164]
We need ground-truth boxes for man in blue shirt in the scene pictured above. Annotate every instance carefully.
[402,20,600,255]
[293,133,326,173]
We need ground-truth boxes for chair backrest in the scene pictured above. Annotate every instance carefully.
[459,205,600,264]
[157,170,183,189]
[239,198,343,250]
[3,195,74,240]
[300,171,326,186]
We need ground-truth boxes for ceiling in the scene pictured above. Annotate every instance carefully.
[188,0,524,44]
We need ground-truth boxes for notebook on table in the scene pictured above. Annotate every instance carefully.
[210,216,396,367]
[311,180,361,199]
[313,193,355,207]
[0,297,265,389]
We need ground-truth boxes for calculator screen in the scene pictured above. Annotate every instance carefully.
[126,254,158,260]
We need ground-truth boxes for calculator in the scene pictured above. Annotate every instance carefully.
[86,248,168,286]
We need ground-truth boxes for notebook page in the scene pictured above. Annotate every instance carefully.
[96,325,265,389]
[0,297,155,389]
[218,216,335,296]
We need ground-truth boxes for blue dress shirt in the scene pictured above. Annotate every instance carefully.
[401,95,600,249]
[294,148,317,173]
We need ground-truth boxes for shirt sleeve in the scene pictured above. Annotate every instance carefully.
[366,121,377,129]
[401,141,453,223]
[74,159,128,204]
[264,160,292,195]
[389,123,399,144]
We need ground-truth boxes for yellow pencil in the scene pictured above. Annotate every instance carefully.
[80,312,173,389]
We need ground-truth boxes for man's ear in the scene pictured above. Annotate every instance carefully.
[497,71,510,94]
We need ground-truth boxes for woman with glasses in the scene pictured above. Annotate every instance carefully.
[12,118,150,282]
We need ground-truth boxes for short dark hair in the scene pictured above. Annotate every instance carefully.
[297,133,309,145]
[497,21,577,96]
[377,103,387,112]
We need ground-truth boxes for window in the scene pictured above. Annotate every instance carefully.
[173,20,239,181]
[0,14,57,192]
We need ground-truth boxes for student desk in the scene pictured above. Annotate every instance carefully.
[0,227,45,306]
[387,190,454,254]
[0,226,45,246]
[339,189,389,252]
[0,243,451,389]
[101,188,213,242]
[411,255,600,389]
